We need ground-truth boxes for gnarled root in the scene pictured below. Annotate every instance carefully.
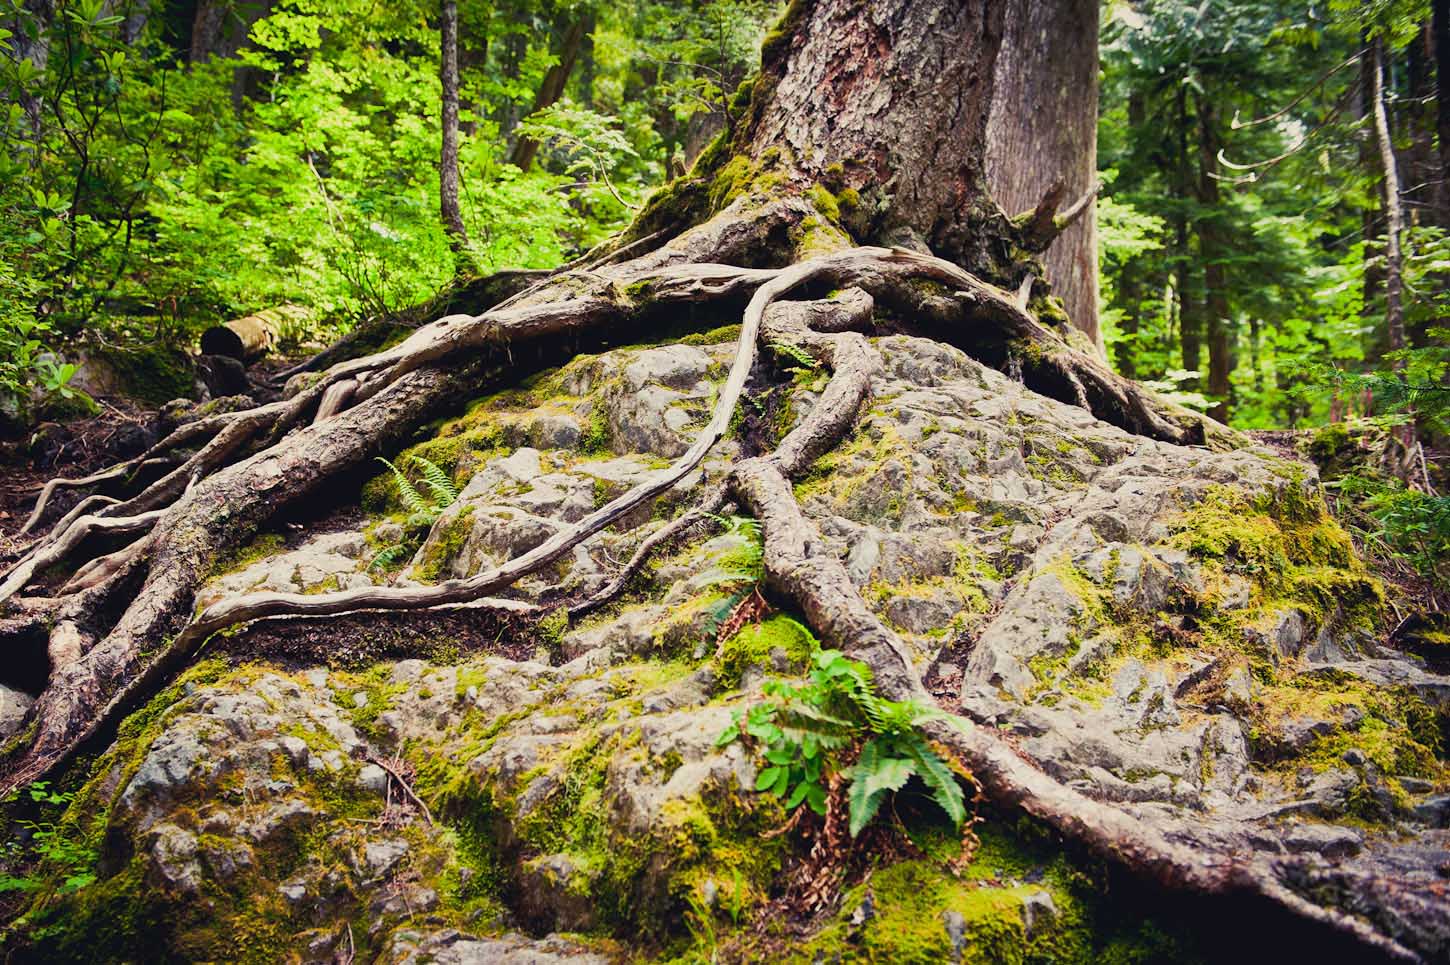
[727,457,1417,964]
[0,219,1275,963]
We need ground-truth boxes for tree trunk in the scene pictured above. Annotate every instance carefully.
[577,9,596,109]
[1196,92,1232,423]
[439,0,470,257]
[986,0,1101,349]
[1371,38,1408,373]
[507,19,586,172]
[1436,0,1450,219]
[6,0,54,143]
[1173,86,1201,384]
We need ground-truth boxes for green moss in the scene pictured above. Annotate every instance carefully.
[807,184,841,222]
[1308,422,1352,462]
[715,615,816,686]
[414,504,475,583]
[776,820,1204,965]
[210,533,284,578]
[1172,485,1383,628]
[92,342,194,405]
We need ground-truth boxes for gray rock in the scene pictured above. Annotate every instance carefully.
[519,853,598,931]
[1020,890,1058,936]
[1414,795,1450,828]
[362,838,410,877]
[356,763,389,796]
[0,684,33,740]
[147,824,203,895]
[1280,823,1363,859]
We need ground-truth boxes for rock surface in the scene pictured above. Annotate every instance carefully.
[16,333,1450,962]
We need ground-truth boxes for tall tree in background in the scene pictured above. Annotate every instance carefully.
[507,15,586,171]
[1371,36,1408,375]
[439,0,470,257]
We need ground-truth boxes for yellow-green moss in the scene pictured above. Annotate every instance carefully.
[715,615,816,686]
[414,504,475,583]
[209,533,284,578]
[770,821,1204,965]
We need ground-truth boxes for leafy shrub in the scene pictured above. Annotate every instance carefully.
[718,648,970,837]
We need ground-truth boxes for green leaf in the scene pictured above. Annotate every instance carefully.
[901,734,966,828]
[755,766,781,792]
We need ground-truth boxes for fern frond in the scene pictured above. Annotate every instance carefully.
[899,732,966,828]
[410,455,459,507]
[376,457,430,516]
[367,542,410,571]
[767,340,819,371]
[847,738,916,836]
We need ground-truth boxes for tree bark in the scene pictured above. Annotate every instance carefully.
[986,0,1101,349]
[507,18,586,172]
[1371,38,1408,373]
[1436,0,1450,220]
[439,0,470,256]
[1196,92,1232,423]
[738,0,1011,279]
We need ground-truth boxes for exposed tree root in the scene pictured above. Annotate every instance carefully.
[0,506,166,605]
[4,199,1366,956]
[728,450,1417,965]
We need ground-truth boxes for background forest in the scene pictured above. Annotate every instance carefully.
[0,0,1447,588]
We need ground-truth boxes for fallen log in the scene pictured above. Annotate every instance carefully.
[198,305,307,363]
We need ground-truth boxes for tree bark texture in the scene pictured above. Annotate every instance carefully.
[440,0,470,254]
[740,0,1010,278]
[1371,38,1408,372]
[1196,93,1231,422]
[986,0,1101,349]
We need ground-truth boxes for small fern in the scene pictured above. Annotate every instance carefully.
[718,648,971,836]
[375,455,458,522]
[376,457,433,517]
[767,340,819,372]
[367,542,412,572]
[697,513,764,589]
[411,455,459,507]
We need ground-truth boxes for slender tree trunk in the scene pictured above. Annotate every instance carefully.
[507,19,586,172]
[1173,86,1201,384]
[577,9,596,109]
[986,0,1101,349]
[1196,92,1232,423]
[1436,0,1450,219]
[439,0,470,258]
[6,0,54,144]
[1371,38,1408,372]
[495,31,526,138]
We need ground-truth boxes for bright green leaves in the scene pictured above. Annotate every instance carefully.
[719,648,972,837]
[846,740,912,836]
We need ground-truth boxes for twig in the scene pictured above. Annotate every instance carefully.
[366,755,433,826]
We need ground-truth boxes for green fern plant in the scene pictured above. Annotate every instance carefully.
[767,340,820,373]
[717,648,969,836]
[370,455,461,571]
[375,455,458,522]
[697,514,764,589]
